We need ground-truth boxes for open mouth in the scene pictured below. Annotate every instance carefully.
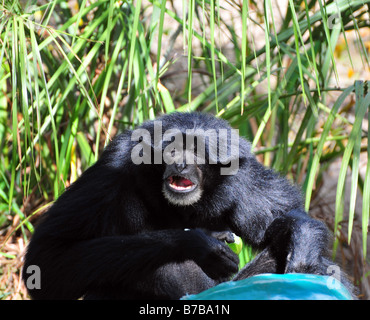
[167,175,196,192]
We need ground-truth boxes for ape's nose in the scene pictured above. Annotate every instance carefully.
[175,162,187,172]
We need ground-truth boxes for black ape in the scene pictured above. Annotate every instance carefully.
[23,112,348,299]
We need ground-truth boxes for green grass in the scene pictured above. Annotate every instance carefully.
[0,0,370,296]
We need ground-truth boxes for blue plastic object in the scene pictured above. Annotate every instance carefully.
[182,273,352,300]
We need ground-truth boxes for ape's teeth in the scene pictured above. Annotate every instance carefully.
[170,183,192,190]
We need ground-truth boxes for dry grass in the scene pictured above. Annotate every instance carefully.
[0,236,29,300]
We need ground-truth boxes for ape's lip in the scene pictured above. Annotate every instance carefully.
[166,175,197,193]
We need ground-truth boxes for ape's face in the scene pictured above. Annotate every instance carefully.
[130,113,242,205]
[162,153,204,206]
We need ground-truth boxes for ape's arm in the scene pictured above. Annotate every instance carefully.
[24,231,182,299]
[229,158,330,275]
[23,226,238,299]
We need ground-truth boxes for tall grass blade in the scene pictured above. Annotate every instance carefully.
[186,0,195,105]
[305,85,355,211]
[209,0,219,112]
[127,0,142,92]
[334,86,370,251]
[240,0,248,114]
[9,17,18,212]
[263,0,272,115]
[348,82,364,242]
[362,104,370,256]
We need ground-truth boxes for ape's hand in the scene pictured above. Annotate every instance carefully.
[263,209,329,274]
[182,229,239,280]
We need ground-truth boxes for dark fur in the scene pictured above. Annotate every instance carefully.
[23,112,353,299]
